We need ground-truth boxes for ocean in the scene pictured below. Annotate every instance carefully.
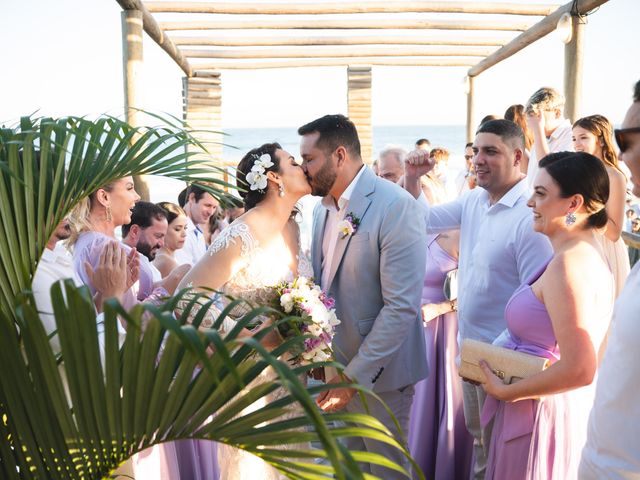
[150,124,467,248]
[151,124,467,202]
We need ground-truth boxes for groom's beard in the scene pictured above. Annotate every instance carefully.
[308,156,337,197]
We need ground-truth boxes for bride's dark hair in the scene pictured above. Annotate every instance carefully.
[236,142,282,211]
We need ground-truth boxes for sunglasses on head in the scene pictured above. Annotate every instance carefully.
[614,127,640,153]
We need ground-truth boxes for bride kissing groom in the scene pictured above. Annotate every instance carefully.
[180,114,428,479]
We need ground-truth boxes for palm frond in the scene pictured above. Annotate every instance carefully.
[0,283,418,479]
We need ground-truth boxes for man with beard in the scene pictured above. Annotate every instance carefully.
[122,201,169,300]
[32,219,133,353]
[299,114,427,478]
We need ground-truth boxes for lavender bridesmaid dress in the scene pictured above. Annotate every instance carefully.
[481,261,611,479]
[408,234,473,480]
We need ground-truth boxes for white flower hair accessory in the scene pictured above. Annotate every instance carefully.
[246,153,274,192]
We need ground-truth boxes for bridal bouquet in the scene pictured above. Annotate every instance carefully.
[272,277,340,366]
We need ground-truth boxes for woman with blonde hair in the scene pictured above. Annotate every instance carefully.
[572,114,630,297]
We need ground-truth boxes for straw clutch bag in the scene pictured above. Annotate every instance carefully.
[459,339,550,385]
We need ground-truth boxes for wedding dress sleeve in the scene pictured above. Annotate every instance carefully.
[177,221,261,335]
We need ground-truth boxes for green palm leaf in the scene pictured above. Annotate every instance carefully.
[0,116,423,479]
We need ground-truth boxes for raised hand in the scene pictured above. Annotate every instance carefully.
[404,149,435,180]
[85,241,128,311]
[126,247,140,291]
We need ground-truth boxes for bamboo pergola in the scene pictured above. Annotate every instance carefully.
[115,0,609,171]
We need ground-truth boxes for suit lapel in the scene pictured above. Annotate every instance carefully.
[326,168,375,290]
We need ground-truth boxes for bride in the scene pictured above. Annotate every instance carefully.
[178,143,313,480]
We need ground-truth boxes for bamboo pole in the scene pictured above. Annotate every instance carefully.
[160,18,534,32]
[192,57,479,71]
[347,66,373,163]
[181,45,496,59]
[146,1,558,15]
[468,0,609,77]
[183,76,224,164]
[121,10,150,200]
[171,34,511,47]
[563,14,585,123]
[116,0,191,76]
[466,75,475,144]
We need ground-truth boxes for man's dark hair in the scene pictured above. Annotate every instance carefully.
[465,142,473,149]
[186,184,211,203]
[122,201,168,237]
[476,119,525,150]
[297,114,361,158]
[177,187,188,208]
[634,80,640,103]
[416,138,431,147]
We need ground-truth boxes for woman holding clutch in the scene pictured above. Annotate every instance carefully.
[479,151,614,479]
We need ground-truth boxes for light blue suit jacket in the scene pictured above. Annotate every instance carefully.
[312,167,428,392]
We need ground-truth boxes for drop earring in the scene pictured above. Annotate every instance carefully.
[106,205,113,223]
[565,211,576,226]
[278,183,285,197]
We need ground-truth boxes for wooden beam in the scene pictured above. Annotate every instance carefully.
[171,34,511,47]
[160,18,534,32]
[468,0,609,77]
[116,0,191,76]
[146,1,559,15]
[192,57,479,70]
[121,10,150,200]
[564,14,585,122]
[181,46,496,59]
[466,75,475,143]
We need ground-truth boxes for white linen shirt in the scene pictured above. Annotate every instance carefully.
[526,119,574,188]
[320,165,366,291]
[174,217,206,266]
[580,262,640,479]
[418,178,553,342]
[32,243,118,355]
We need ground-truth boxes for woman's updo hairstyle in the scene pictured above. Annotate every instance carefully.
[236,142,282,211]
[539,151,609,229]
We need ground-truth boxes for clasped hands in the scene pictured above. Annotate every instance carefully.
[315,374,356,412]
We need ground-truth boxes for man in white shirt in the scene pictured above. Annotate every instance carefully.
[525,86,574,187]
[121,201,168,299]
[404,119,553,479]
[580,80,640,479]
[32,220,130,353]
[174,184,218,266]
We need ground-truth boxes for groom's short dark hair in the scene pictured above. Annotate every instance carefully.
[298,114,361,159]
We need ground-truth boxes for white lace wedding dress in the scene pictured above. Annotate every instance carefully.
[196,220,312,480]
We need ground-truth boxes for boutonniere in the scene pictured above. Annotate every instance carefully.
[338,212,360,239]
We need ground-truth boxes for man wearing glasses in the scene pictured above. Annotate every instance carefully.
[580,80,640,479]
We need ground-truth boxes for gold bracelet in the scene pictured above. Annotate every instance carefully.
[450,300,457,312]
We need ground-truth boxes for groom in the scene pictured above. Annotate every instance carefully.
[299,114,428,477]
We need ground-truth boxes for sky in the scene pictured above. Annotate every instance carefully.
[1,0,639,130]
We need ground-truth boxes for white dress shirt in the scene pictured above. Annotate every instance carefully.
[173,217,206,266]
[32,243,119,355]
[526,119,574,188]
[580,262,640,479]
[32,243,83,353]
[320,165,366,291]
[418,178,553,342]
